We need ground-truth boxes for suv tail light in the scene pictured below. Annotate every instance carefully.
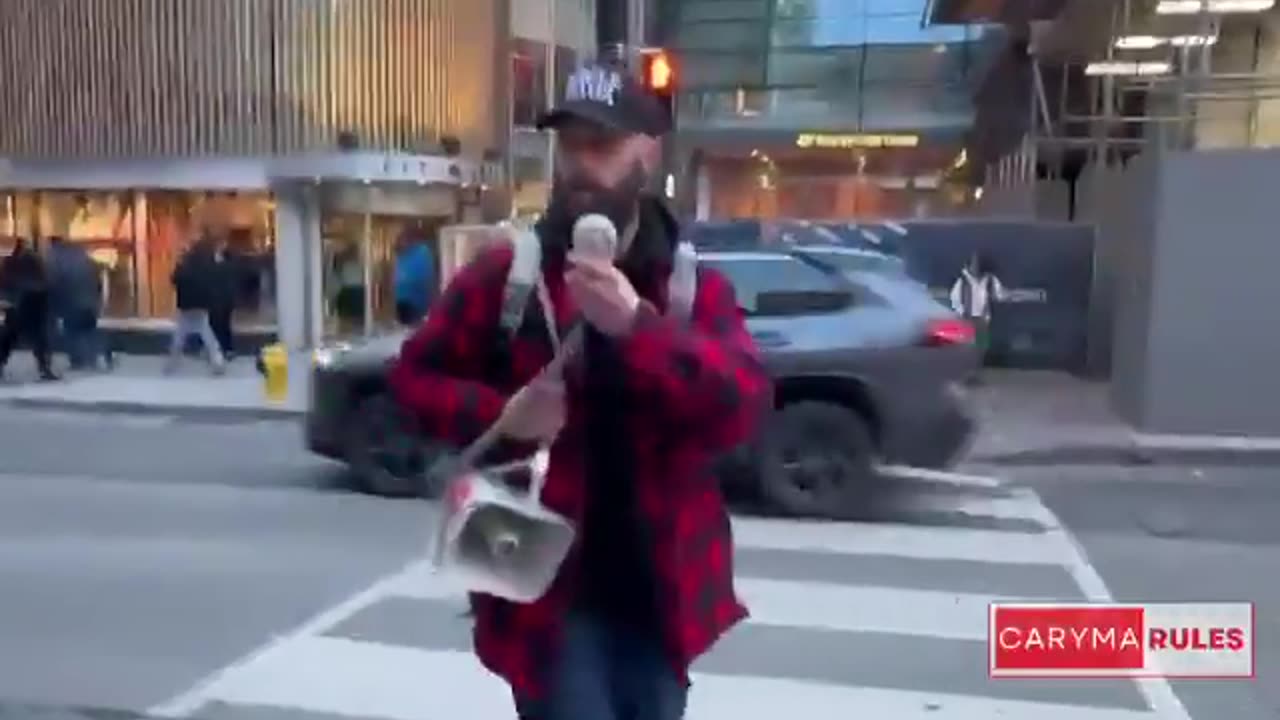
[922,318,975,346]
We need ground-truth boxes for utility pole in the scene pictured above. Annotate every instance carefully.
[596,0,650,65]
[545,0,558,193]
[596,0,630,63]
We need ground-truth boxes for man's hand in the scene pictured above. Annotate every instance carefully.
[496,377,566,442]
[566,253,640,337]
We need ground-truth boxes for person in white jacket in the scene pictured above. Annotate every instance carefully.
[949,251,1005,361]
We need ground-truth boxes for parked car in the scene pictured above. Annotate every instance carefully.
[305,219,980,518]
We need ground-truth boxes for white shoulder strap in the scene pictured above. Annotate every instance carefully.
[499,228,542,337]
[667,240,698,323]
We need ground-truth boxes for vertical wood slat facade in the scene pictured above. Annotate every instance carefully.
[0,0,502,161]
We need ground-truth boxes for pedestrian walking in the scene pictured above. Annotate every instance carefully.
[48,236,113,371]
[166,236,226,375]
[949,251,1006,362]
[208,232,241,360]
[0,239,59,381]
[388,62,771,720]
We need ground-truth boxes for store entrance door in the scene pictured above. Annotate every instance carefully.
[316,183,455,342]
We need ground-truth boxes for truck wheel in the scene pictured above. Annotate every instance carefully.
[756,401,877,520]
[345,394,428,499]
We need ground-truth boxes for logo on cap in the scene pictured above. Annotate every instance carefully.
[565,66,623,107]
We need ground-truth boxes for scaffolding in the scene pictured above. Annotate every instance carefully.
[985,0,1280,191]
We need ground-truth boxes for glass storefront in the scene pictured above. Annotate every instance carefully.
[316,187,451,341]
[1,189,276,326]
[701,152,972,220]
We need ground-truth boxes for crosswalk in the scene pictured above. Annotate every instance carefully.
[149,477,1192,720]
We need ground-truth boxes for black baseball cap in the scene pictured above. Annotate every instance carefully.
[536,62,673,137]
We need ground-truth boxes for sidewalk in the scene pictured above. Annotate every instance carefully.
[964,370,1140,464]
[1,356,1271,463]
[1,355,1123,453]
[0,352,308,418]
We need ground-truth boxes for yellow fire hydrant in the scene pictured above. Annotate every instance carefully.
[260,343,289,403]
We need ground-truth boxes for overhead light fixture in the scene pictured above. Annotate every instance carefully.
[1114,35,1165,49]
[1085,60,1173,76]
[1115,33,1220,48]
[1157,0,1274,13]
[1170,33,1220,46]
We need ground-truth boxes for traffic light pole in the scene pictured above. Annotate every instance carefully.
[596,0,630,64]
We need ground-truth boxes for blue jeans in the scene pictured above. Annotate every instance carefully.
[61,308,108,369]
[516,612,687,720]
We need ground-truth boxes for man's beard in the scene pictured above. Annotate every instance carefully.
[543,161,648,251]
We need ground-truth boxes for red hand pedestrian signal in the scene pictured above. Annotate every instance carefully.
[640,49,676,127]
[643,50,674,93]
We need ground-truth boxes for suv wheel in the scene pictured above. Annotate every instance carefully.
[756,401,877,520]
[345,394,428,499]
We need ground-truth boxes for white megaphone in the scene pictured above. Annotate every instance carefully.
[429,217,616,604]
[429,445,575,603]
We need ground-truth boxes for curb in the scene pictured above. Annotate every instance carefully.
[3,397,304,422]
[973,443,1280,467]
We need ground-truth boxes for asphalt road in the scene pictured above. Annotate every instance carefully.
[0,406,1275,720]
[1014,464,1280,720]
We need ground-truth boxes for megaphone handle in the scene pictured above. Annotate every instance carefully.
[455,327,580,469]
[527,445,551,502]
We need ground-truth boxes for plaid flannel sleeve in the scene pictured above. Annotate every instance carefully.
[621,266,772,452]
[388,246,511,446]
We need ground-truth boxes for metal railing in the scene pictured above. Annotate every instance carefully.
[1017,62,1280,176]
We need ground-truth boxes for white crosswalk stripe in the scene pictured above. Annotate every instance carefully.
[149,477,1192,720]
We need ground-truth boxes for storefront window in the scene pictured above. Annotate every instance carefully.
[2,190,139,317]
[513,38,550,128]
[513,40,581,129]
[703,156,967,220]
[1,189,276,325]
[143,191,277,326]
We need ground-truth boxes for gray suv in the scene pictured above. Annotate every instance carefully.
[304,220,979,519]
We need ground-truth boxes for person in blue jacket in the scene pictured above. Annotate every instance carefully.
[394,229,435,326]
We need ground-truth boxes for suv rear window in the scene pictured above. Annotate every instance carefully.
[686,221,759,250]
[700,253,843,316]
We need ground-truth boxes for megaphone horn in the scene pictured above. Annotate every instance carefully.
[430,446,575,604]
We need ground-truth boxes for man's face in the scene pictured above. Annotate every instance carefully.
[546,119,655,234]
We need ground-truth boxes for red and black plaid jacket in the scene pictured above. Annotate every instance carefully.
[388,208,771,701]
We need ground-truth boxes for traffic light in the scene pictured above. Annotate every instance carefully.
[640,48,676,121]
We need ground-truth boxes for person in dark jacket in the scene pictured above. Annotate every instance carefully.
[165,237,226,374]
[0,239,58,381]
[388,62,771,720]
[208,232,241,360]
[48,236,112,371]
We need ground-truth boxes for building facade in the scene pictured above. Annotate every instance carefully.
[668,0,1002,221]
[0,0,507,350]
[509,0,598,221]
